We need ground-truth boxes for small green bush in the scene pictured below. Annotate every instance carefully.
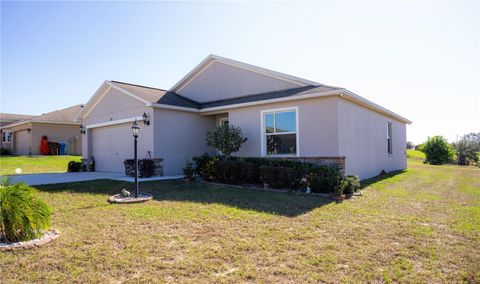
[193,154,219,181]
[0,177,52,243]
[205,124,248,158]
[342,175,361,195]
[422,136,455,165]
[67,161,82,172]
[183,161,195,180]
[0,148,12,156]
[259,165,296,189]
[213,160,256,184]
[308,166,341,193]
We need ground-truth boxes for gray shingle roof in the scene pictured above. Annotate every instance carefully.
[1,104,84,129]
[0,113,35,122]
[110,81,344,110]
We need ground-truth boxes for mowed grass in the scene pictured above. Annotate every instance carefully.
[407,149,426,160]
[0,155,81,175]
[1,159,479,283]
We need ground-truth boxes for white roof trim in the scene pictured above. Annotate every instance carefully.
[149,88,410,124]
[148,103,200,113]
[0,120,81,130]
[169,54,320,93]
[78,81,151,120]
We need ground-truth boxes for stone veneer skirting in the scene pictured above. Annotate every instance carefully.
[124,158,164,177]
[265,156,346,176]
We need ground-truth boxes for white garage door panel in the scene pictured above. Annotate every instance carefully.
[91,123,134,172]
[15,131,31,155]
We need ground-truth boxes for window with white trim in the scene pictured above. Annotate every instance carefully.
[263,109,297,156]
[2,130,12,143]
[387,121,392,155]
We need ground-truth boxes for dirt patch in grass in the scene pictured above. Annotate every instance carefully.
[1,159,479,282]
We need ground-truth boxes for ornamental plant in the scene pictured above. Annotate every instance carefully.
[0,177,52,243]
[422,136,455,165]
[205,124,248,158]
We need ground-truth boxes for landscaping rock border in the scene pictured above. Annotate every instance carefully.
[0,229,60,251]
[108,192,153,204]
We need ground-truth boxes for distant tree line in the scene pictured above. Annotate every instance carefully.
[407,132,480,167]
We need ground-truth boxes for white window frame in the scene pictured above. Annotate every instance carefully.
[387,121,393,156]
[260,106,299,157]
[3,130,13,143]
[219,117,229,126]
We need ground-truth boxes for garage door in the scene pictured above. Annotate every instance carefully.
[15,130,31,155]
[91,123,134,172]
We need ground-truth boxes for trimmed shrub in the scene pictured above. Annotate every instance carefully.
[0,148,12,156]
[342,175,361,195]
[308,166,341,193]
[213,160,256,184]
[422,136,455,165]
[205,124,248,158]
[183,161,195,180]
[0,177,52,243]
[259,165,297,189]
[193,154,219,181]
[67,161,82,172]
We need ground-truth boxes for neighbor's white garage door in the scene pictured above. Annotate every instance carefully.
[15,130,31,155]
[91,123,134,172]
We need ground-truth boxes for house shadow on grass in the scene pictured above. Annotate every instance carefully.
[360,170,407,189]
[35,179,333,217]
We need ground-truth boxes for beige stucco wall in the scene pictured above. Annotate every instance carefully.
[31,123,82,155]
[225,96,340,157]
[1,123,32,155]
[153,108,216,176]
[338,98,407,179]
[82,88,154,159]
[179,61,302,103]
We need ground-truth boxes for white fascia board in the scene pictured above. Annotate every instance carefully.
[79,81,152,122]
[149,103,200,113]
[150,89,411,124]
[106,81,151,105]
[341,90,412,124]
[86,116,143,129]
[0,120,80,130]
[199,89,344,115]
[78,81,111,120]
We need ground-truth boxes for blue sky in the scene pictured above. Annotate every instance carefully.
[1,1,478,144]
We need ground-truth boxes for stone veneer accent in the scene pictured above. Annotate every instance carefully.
[124,158,164,177]
[267,156,346,176]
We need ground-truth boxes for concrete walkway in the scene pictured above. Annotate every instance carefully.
[9,172,184,186]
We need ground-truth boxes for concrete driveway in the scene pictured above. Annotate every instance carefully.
[9,172,183,186]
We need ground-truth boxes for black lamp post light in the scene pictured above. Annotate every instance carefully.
[107,118,153,204]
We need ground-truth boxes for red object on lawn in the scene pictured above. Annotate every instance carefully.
[40,135,49,155]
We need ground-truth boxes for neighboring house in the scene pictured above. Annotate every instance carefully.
[0,113,35,127]
[0,105,84,156]
[79,54,411,179]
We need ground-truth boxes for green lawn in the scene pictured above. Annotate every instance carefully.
[406,149,426,160]
[1,158,479,282]
[0,155,81,175]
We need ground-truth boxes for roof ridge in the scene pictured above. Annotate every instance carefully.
[111,80,167,92]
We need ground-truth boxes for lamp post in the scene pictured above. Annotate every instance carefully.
[132,120,140,198]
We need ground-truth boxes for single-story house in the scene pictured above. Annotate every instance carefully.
[1,105,84,155]
[0,113,35,127]
[79,54,411,179]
